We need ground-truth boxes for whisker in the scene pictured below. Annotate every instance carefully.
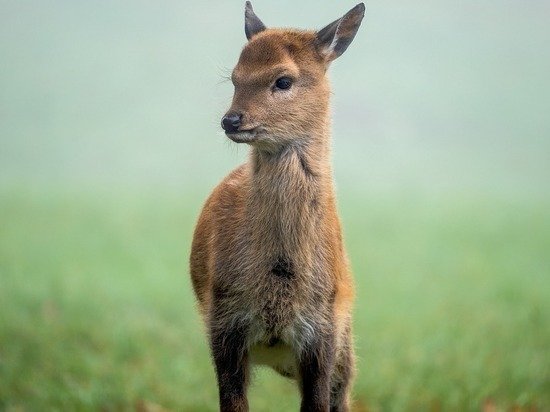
[217,65,233,85]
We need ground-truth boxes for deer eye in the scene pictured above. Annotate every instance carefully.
[274,77,292,90]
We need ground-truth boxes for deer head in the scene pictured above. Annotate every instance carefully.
[221,2,365,153]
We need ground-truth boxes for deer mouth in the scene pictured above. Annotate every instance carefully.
[225,128,258,143]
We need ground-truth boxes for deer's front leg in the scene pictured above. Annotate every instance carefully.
[210,315,250,412]
[298,332,335,412]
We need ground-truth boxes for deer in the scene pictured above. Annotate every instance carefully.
[190,2,365,411]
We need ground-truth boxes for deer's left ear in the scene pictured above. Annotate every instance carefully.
[245,1,266,40]
[316,3,365,62]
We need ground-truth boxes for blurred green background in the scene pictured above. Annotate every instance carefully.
[1,1,549,410]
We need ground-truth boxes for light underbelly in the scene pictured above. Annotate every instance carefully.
[249,342,297,379]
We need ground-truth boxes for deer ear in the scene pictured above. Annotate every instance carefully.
[316,3,365,62]
[245,1,266,40]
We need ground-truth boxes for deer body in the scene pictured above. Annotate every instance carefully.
[190,3,365,411]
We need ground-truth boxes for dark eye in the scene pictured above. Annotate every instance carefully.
[274,77,292,90]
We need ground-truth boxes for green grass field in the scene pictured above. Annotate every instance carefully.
[1,188,548,411]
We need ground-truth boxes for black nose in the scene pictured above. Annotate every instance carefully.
[221,112,242,133]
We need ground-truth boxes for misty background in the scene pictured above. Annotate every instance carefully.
[2,1,548,197]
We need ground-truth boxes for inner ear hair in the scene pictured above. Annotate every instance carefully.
[316,3,365,62]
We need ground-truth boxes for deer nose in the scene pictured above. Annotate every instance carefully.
[221,112,242,133]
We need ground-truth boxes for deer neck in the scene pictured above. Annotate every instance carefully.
[247,130,334,257]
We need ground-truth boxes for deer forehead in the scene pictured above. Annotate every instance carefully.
[232,29,322,86]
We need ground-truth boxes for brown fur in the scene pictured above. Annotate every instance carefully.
[190,3,365,411]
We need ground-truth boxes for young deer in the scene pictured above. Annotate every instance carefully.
[190,2,365,411]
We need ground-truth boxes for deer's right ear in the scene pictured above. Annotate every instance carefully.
[245,1,266,40]
[316,3,365,63]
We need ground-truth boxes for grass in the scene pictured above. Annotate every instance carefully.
[0,188,548,411]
